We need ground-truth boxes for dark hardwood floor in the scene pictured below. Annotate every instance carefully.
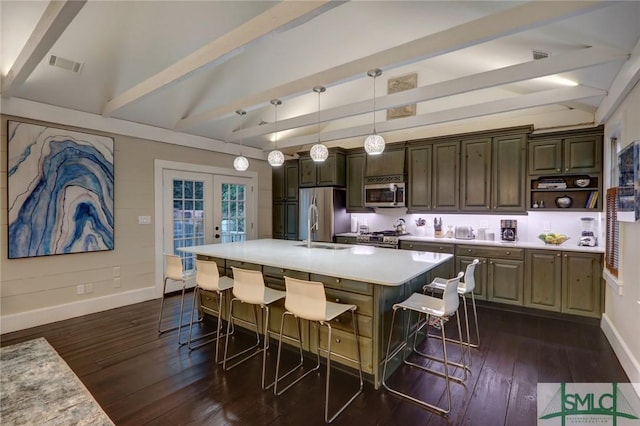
[1,293,628,425]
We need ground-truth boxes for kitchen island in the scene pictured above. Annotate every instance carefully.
[180,239,453,388]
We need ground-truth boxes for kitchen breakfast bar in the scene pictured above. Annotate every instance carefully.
[180,239,453,388]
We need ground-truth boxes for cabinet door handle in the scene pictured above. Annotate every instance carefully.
[335,338,341,343]
[557,168,561,171]
[556,253,561,257]
[335,298,341,303]
[506,251,511,255]
[335,278,341,284]
[564,254,568,258]
[467,249,472,253]
[409,244,414,248]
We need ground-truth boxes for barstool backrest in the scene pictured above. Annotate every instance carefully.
[441,271,464,316]
[195,259,222,291]
[283,276,326,321]
[460,259,480,293]
[231,267,265,304]
[165,254,184,281]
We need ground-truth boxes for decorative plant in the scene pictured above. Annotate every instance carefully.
[415,217,426,227]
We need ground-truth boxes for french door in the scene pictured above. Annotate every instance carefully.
[163,170,254,276]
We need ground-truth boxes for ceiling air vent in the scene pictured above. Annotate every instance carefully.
[532,50,550,60]
[48,55,83,73]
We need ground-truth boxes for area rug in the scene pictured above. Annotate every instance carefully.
[1,337,114,425]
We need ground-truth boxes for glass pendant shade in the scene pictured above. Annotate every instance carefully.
[364,133,385,155]
[268,99,284,167]
[268,150,285,167]
[233,155,249,171]
[364,68,385,155]
[310,143,329,162]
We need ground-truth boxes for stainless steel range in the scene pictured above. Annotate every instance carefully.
[356,230,409,249]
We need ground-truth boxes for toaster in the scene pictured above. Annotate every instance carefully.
[455,226,474,240]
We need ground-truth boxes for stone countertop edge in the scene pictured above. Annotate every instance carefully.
[179,239,453,287]
[335,233,605,254]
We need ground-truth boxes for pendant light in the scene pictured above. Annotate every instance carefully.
[233,109,249,171]
[364,68,385,155]
[310,86,328,162]
[267,99,285,167]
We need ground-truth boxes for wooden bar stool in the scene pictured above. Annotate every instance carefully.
[382,271,465,415]
[273,276,363,424]
[222,267,285,390]
[187,259,234,362]
[158,253,190,345]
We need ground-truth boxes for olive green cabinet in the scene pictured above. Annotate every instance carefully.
[528,134,602,175]
[399,240,455,278]
[346,151,373,212]
[407,141,458,212]
[562,251,602,318]
[460,134,526,212]
[273,160,298,240]
[525,249,602,318]
[299,149,346,187]
[456,245,524,305]
[524,249,562,311]
[335,235,357,244]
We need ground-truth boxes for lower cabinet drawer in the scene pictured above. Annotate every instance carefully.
[310,273,373,295]
[323,288,373,316]
[226,260,261,276]
[327,310,373,338]
[311,325,373,374]
[267,301,310,351]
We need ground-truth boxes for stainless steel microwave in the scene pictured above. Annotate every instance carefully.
[364,183,405,208]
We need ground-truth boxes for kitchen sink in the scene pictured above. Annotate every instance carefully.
[295,243,350,250]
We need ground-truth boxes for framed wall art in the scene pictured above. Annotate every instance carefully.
[617,140,639,222]
[387,73,417,120]
[7,120,114,258]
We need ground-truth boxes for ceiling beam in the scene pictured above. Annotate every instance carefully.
[1,0,87,98]
[230,46,626,141]
[274,86,606,149]
[177,0,612,131]
[101,1,339,117]
[595,37,640,124]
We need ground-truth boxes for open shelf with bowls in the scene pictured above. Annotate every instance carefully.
[528,174,601,211]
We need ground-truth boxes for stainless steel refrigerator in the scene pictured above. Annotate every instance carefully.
[299,187,351,243]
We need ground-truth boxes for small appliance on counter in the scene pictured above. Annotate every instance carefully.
[578,217,598,247]
[454,226,474,240]
[500,219,517,242]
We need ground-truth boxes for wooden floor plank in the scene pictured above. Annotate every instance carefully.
[0,296,630,425]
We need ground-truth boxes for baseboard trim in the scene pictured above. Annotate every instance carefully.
[0,287,156,334]
[601,313,640,383]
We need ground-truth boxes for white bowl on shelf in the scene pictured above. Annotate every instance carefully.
[575,178,590,188]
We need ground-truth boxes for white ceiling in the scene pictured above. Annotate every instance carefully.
[2,1,640,159]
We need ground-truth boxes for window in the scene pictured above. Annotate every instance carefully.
[221,183,246,243]
[172,178,205,271]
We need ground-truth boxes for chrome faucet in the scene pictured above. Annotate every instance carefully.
[307,195,319,248]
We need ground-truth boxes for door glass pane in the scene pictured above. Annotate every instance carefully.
[171,178,205,272]
[221,183,247,243]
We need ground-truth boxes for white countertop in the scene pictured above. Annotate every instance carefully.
[179,239,453,286]
[336,233,604,254]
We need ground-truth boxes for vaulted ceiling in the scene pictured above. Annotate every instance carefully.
[2,1,639,160]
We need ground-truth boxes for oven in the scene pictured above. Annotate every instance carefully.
[364,183,405,208]
[356,231,407,249]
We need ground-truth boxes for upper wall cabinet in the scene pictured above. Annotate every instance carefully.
[460,133,527,212]
[407,141,459,212]
[529,133,602,175]
[299,148,346,187]
[346,151,374,213]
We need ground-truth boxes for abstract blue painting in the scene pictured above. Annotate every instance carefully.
[7,121,114,258]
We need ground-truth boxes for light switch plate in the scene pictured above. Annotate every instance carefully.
[138,216,151,225]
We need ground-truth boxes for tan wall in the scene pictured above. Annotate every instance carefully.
[0,114,272,319]
[603,82,640,382]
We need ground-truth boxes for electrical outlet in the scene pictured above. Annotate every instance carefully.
[113,266,120,277]
[138,216,151,225]
[113,277,121,288]
[480,220,489,229]
[543,221,551,231]
[76,284,85,295]
[85,282,93,293]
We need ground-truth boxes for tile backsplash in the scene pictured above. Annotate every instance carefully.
[350,208,604,246]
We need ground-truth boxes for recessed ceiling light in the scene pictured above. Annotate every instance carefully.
[535,75,579,86]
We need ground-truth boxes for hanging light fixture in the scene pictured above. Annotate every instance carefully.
[364,68,385,155]
[267,99,285,167]
[233,109,249,171]
[310,85,328,162]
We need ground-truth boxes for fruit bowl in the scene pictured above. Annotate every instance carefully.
[538,232,569,245]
